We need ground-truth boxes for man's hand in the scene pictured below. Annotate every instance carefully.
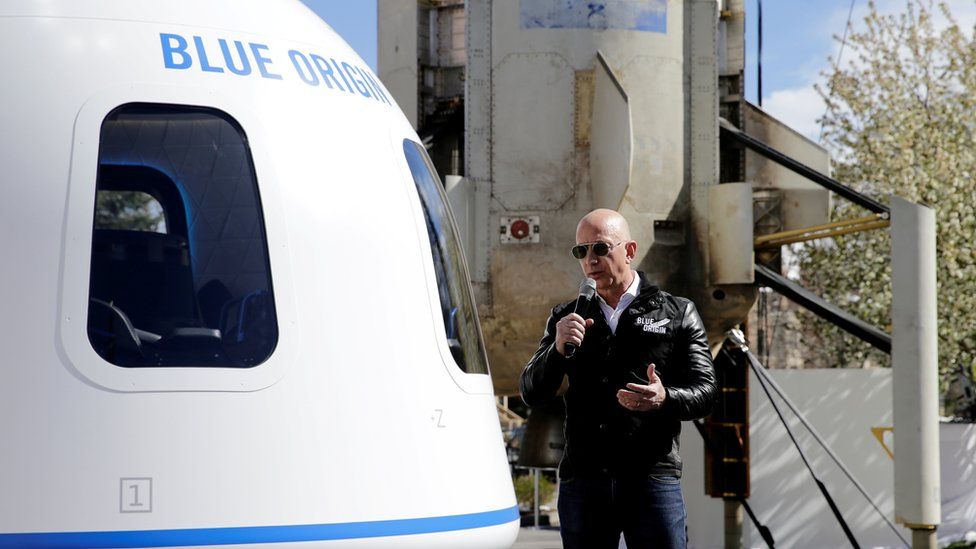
[617,363,667,411]
[555,313,595,356]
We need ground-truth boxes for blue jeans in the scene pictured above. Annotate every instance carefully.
[557,474,687,549]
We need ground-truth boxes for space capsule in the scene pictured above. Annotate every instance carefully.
[0,1,518,547]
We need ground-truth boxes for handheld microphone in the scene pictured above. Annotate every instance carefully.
[564,278,597,358]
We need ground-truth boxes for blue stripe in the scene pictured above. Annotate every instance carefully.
[0,506,519,548]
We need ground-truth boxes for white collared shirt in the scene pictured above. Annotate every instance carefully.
[598,270,640,334]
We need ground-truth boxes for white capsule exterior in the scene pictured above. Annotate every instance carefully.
[0,1,517,547]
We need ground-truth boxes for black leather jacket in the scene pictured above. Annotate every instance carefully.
[520,272,716,479]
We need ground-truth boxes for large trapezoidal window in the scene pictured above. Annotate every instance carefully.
[87,104,277,368]
[403,139,488,375]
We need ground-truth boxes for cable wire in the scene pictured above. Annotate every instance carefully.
[819,0,858,142]
[757,0,763,106]
[747,353,911,547]
[749,357,861,548]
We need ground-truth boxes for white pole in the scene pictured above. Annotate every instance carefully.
[890,195,940,547]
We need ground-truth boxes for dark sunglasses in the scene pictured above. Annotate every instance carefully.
[571,241,622,259]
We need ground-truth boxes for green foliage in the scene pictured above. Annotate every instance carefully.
[799,0,976,416]
[512,474,556,508]
[95,191,166,232]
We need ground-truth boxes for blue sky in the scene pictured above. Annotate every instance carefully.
[302,1,976,141]
[300,1,377,72]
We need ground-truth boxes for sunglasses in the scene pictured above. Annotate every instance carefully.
[571,241,623,259]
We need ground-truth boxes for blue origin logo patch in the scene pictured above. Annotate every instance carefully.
[637,317,670,333]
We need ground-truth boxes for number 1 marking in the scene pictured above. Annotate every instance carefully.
[129,484,143,506]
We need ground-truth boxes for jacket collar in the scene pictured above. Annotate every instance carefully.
[625,271,661,316]
[635,270,660,297]
[593,270,659,300]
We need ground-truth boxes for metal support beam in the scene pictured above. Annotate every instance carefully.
[755,214,885,244]
[690,0,720,284]
[464,0,492,285]
[755,215,890,249]
[755,221,890,249]
[754,264,891,353]
[719,118,889,215]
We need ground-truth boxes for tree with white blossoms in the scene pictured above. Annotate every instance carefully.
[796,0,975,417]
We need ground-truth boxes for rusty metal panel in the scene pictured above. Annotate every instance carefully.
[441,0,761,394]
[590,51,633,211]
[573,70,594,147]
[708,183,754,285]
[491,52,576,211]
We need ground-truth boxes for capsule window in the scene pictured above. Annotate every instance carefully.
[403,139,489,375]
[87,104,277,368]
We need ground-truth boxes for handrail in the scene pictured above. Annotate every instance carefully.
[719,118,889,215]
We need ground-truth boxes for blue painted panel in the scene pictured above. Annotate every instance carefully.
[0,506,519,548]
[521,0,667,33]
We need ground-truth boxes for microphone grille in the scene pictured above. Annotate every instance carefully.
[579,277,597,298]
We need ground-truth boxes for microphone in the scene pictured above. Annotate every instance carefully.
[564,278,597,358]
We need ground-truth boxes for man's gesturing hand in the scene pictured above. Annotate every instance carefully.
[555,313,595,356]
[617,363,667,411]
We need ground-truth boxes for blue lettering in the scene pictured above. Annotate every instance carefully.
[342,62,371,98]
[250,43,282,80]
[219,39,252,76]
[310,55,345,91]
[157,32,387,104]
[330,59,355,94]
[288,50,319,86]
[160,33,192,70]
[359,68,391,104]
[355,67,380,101]
[193,36,224,73]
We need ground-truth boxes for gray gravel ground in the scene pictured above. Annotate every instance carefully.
[512,527,562,549]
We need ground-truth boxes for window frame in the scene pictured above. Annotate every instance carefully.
[89,104,278,369]
[59,87,296,392]
[392,132,494,395]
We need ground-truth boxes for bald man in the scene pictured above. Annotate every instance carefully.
[520,209,716,549]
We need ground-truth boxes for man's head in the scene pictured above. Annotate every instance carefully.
[575,209,637,298]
